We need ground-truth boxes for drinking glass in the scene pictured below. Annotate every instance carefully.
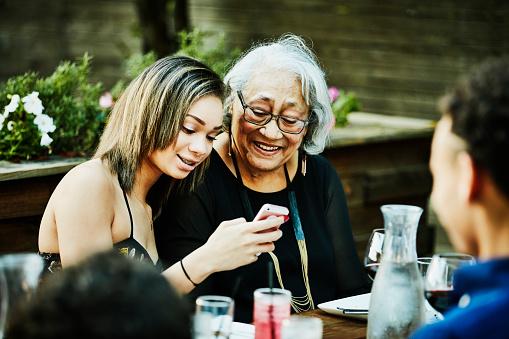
[417,257,433,277]
[416,256,445,323]
[281,316,322,339]
[253,288,291,339]
[0,253,44,338]
[424,253,475,314]
[194,295,234,339]
[363,228,385,281]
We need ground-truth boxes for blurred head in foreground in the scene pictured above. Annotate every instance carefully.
[429,57,509,258]
[6,251,191,339]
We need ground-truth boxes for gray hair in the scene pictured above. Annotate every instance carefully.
[223,34,333,154]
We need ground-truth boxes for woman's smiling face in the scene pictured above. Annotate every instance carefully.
[231,70,309,174]
[148,95,223,179]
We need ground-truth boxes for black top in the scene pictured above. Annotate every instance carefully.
[155,150,370,322]
[40,191,163,274]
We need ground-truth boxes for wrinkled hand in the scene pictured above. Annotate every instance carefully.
[203,217,284,273]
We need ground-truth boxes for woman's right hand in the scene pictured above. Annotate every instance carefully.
[202,217,284,273]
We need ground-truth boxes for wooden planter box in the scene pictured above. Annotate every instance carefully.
[324,113,435,257]
[0,113,435,257]
[0,157,85,253]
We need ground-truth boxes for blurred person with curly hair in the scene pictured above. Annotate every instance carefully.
[412,57,509,339]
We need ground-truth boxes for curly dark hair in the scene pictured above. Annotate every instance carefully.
[440,56,509,199]
[6,251,191,339]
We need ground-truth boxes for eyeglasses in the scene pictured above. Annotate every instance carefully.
[237,91,310,134]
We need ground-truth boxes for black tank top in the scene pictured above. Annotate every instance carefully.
[40,191,163,273]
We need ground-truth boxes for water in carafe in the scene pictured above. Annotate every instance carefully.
[367,205,425,339]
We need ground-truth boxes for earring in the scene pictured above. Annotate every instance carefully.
[228,133,233,157]
[226,117,232,157]
[301,152,307,176]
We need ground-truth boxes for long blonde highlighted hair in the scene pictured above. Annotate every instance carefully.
[95,56,224,212]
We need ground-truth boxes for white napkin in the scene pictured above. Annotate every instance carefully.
[231,322,254,339]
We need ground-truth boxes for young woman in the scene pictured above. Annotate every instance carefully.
[38,56,283,293]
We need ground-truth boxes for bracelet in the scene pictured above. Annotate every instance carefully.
[180,259,198,287]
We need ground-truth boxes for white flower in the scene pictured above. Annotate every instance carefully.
[22,91,44,116]
[4,94,20,117]
[7,121,14,131]
[34,113,56,133]
[99,92,113,109]
[40,133,53,147]
[0,114,5,131]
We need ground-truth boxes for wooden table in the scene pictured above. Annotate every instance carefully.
[299,309,367,339]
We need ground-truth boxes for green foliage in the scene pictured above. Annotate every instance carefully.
[110,51,157,99]
[125,51,158,79]
[0,30,241,161]
[176,29,241,78]
[331,88,361,127]
[112,30,240,99]
[0,74,41,159]
[0,54,105,160]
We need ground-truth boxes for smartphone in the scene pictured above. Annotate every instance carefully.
[253,203,290,223]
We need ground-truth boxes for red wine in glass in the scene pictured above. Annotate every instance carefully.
[424,253,475,314]
[424,289,455,313]
[364,263,379,281]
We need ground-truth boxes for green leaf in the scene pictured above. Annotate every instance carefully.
[331,90,361,127]
[0,54,104,160]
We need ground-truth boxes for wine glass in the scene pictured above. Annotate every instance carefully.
[363,228,385,281]
[417,257,433,277]
[417,256,446,323]
[424,253,475,314]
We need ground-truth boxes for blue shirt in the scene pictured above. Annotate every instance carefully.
[411,257,509,339]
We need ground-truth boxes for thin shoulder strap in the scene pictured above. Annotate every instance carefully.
[122,191,135,238]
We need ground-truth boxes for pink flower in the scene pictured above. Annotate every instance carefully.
[99,92,113,109]
[328,86,340,103]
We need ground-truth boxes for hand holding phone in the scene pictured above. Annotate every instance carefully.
[253,203,289,223]
[253,204,288,256]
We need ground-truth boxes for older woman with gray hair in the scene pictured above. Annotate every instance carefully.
[155,34,370,322]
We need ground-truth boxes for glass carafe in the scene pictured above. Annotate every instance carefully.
[367,205,425,339]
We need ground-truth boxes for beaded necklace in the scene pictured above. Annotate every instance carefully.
[230,150,315,312]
